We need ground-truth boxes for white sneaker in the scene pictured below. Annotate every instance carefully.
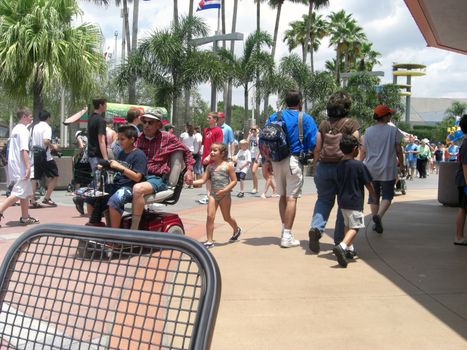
[280,235,300,248]
[197,196,209,204]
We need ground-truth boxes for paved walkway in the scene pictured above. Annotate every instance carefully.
[0,176,465,349]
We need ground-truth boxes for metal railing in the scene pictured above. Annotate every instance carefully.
[0,224,221,349]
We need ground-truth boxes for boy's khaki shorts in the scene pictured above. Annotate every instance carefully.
[341,209,365,229]
[271,155,303,198]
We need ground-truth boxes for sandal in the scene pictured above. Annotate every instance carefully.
[30,202,43,209]
[42,198,57,207]
[19,216,39,225]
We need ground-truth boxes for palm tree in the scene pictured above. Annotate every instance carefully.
[0,0,106,120]
[117,16,228,130]
[357,42,381,71]
[445,101,467,119]
[328,10,366,83]
[83,0,142,102]
[219,31,274,121]
[279,54,312,106]
[283,12,327,72]
[262,0,306,115]
[304,0,329,65]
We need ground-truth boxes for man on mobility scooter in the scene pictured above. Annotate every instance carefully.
[130,111,195,230]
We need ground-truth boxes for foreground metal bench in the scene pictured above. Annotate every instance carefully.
[0,224,221,349]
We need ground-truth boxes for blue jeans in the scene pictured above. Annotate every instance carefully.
[311,162,345,244]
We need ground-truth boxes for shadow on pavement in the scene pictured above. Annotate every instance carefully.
[353,198,467,340]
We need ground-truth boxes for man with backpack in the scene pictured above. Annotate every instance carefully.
[261,90,317,248]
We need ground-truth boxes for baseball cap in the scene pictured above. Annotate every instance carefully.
[141,111,163,121]
[217,112,225,118]
[374,104,395,118]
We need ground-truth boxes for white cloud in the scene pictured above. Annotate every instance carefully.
[77,0,467,107]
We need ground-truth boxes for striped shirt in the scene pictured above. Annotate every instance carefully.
[136,130,194,176]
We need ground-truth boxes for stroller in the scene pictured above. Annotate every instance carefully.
[67,132,92,192]
[395,165,407,195]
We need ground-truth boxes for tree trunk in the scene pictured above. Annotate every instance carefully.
[189,0,194,15]
[301,43,306,63]
[335,49,341,84]
[184,0,195,125]
[304,1,313,65]
[263,1,283,121]
[244,84,249,122]
[225,0,238,126]
[221,0,226,47]
[173,0,178,25]
[309,35,314,73]
[123,0,131,58]
[33,69,44,123]
[128,0,139,104]
[255,0,260,120]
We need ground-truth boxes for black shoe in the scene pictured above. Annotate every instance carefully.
[73,196,85,215]
[229,227,242,241]
[372,215,383,234]
[237,192,244,198]
[333,245,348,268]
[308,228,322,253]
[345,249,357,259]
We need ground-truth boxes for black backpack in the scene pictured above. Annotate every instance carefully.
[259,111,304,162]
[259,112,290,162]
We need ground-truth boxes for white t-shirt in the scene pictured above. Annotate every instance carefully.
[363,123,403,181]
[31,121,53,161]
[194,132,203,155]
[180,132,200,154]
[235,149,251,174]
[8,123,30,181]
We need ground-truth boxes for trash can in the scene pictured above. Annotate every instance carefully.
[438,161,458,206]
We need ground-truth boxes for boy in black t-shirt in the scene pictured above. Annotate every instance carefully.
[334,135,376,267]
[454,115,467,245]
[86,125,147,228]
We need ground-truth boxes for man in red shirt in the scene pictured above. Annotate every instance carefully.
[198,112,223,204]
[131,111,194,229]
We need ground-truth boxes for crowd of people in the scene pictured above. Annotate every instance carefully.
[0,92,464,268]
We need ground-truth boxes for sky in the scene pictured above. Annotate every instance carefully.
[77,0,467,107]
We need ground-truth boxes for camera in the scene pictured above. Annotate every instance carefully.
[298,150,313,165]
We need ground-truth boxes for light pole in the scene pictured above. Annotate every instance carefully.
[114,30,118,68]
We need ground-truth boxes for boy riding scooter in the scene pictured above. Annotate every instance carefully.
[85,125,147,227]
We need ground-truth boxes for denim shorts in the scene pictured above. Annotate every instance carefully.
[236,172,246,181]
[368,180,396,204]
[146,175,168,193]
[107,186,133,214]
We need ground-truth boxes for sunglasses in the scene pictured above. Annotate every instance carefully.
[141,119,156,125]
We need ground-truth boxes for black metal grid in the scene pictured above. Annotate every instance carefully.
[0,224,221,350]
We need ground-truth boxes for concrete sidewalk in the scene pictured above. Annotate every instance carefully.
[181,187,467,349]
[0,179,465,349]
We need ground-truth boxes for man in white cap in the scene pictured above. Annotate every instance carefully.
[131,111,195,230]
[359,104,404,235]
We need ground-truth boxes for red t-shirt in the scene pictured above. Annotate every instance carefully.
[202,126,223,162]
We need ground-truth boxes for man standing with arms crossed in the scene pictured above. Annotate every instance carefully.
[87,98,108,171]
[263,90,318,248]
